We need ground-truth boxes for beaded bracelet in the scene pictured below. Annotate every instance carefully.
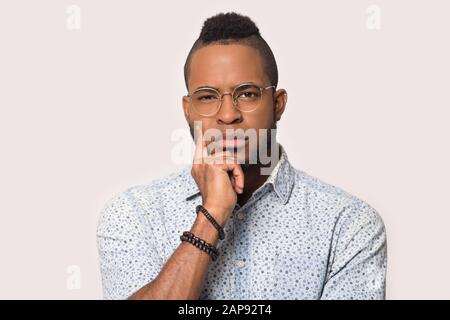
[196,205,225,240]
[180,231,219,261]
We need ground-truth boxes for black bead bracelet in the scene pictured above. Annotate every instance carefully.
[180,231,219,261]
[196,205,225,240]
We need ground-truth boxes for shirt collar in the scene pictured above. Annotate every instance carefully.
[183,144,295,205]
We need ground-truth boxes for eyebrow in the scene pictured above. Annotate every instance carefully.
[193,81,259,92]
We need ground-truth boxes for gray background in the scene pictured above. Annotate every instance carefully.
[0,0,449,299]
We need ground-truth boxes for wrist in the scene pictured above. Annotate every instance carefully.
[191,214,220,246]
[202,203,231,227]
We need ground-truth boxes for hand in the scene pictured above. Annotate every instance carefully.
[191,126,244,226]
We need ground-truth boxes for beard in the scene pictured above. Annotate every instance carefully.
[240,162,253,174]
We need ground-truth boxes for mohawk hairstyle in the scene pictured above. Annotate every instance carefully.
[184,12,278,91]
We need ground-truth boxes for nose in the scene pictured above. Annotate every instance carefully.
[216,93,243,125]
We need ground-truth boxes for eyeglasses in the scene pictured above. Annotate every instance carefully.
[186,82,276,117]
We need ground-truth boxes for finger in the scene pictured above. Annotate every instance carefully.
[228,163,244,194]
[193,123,207,164]
[206,150,236,165]
[230,174,236,190]
[206,139,222,157]
[206,155,237,165]
[205,151,244,193]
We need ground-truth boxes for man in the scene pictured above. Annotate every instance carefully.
[97,12,387,300]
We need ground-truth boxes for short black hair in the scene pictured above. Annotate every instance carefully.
[184,12,278,91]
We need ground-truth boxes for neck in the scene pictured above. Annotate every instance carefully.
[236,145,281,207]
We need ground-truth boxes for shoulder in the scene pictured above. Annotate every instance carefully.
[96,166,192,233]
[292,167,385,231]
[128,165,193,203]
[106,165,191,205]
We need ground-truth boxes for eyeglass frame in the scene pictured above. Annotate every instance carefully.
[186,82,276,116]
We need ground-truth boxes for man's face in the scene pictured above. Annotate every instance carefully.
[182,43,287,166]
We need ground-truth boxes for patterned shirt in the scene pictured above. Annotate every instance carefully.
[97,145,387,300]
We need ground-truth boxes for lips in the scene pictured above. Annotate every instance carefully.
[207,133,248,151]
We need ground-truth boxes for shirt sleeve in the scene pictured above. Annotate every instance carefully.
[96,188,163,300]
[320,200,387,300]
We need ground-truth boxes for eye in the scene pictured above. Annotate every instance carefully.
[198,94,218,102]
[238,92,257,99]
[236,89,261,100]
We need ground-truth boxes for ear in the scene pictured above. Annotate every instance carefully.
[273,89,287,121]
[182,95,191,123]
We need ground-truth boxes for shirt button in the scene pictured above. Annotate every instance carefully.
[237,212,245,220]
[235,260,245,268]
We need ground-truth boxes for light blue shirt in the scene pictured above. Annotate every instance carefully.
[97,145,387,299]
